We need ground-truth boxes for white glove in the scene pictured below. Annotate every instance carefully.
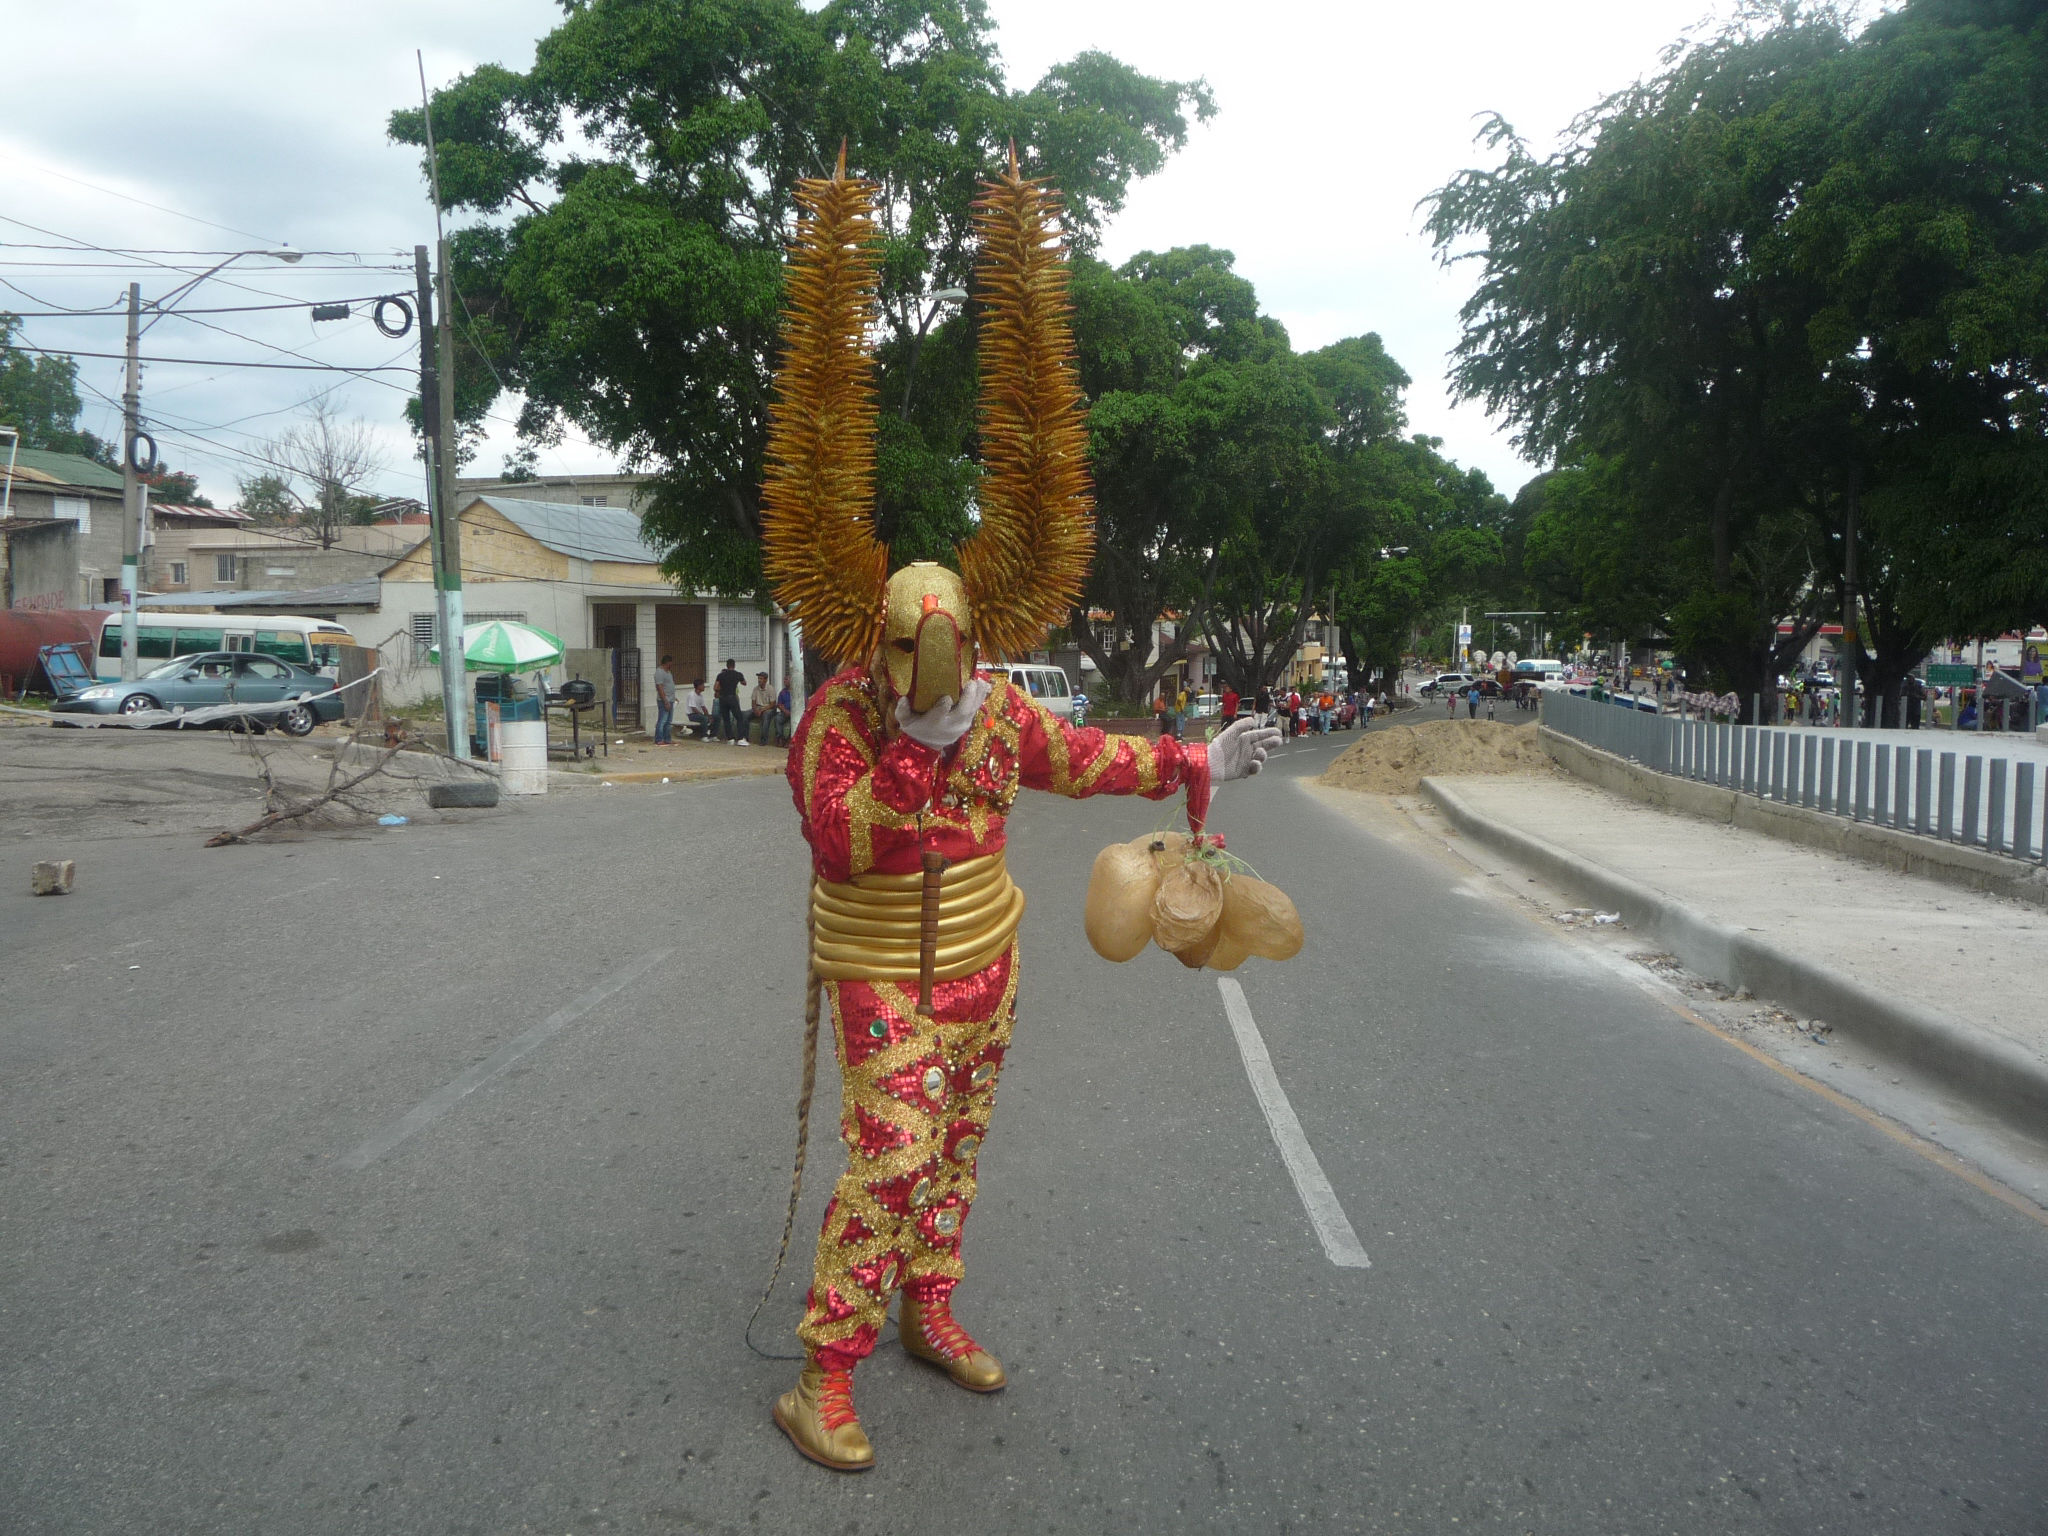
[894,678,991,751]
[1209,715,1282,782]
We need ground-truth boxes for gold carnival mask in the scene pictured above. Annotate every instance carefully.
[881,563,976,711]
[759,145,1094,696]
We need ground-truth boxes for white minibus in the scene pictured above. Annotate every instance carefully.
[1003,663,1076,719]
[95,613,359,680]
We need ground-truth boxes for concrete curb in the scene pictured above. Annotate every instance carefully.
[1420,775,2048,1140]
[586,766,783,785]
[1538,725,2048,910]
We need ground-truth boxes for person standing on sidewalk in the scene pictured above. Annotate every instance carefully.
[715,657,748,744]
[1466,684,1480,719]
[652,655,677,744]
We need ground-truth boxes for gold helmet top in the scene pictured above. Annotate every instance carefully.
[760,145,1094,683]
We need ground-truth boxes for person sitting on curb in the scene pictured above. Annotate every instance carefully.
[750,671,776,743]
[684,679,714,740]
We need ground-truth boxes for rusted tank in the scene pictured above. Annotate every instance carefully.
[0,609,102,693]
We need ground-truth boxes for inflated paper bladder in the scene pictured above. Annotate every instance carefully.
[1084,839,1161,962]
[1083,830,1302,970]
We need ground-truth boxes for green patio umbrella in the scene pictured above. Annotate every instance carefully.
[429,619,564,674]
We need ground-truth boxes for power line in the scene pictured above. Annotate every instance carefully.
[0,293,412,319]
[0,241,407,260]
[2,341,412,373]
[0,260,409,272]
[167,310,413,389]
[0,277,126,313]
[0,215,405,305]
[10,159,293,246]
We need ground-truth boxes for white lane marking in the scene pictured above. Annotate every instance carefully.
[1215,977,1371,1269]
[339,948,673,1170]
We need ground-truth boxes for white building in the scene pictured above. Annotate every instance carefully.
[372,494,789,732]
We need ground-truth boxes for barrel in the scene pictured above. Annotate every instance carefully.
[498,720,548,795]
[0,610,100,693]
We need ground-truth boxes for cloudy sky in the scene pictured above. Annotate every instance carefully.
[1,0,1762,509]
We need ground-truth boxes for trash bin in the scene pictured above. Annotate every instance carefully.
[474,673,542,757]
[499,720,548,795]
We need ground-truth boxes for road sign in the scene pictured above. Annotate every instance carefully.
[1924,663,1975,685]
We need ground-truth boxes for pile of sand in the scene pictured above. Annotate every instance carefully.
[1319,719,1557,795]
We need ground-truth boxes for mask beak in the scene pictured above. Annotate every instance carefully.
[907,607,965,713]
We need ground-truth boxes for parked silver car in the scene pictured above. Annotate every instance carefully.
[53,652,340,735]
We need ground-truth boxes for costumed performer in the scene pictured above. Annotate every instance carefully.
[755,150,1282,1472]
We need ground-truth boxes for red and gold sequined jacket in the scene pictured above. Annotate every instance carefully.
[788,667,1208,882]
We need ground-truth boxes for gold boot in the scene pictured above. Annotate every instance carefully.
[772,1358,875,1472]
[900,1292,1007,1393]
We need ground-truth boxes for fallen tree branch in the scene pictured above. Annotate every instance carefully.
[205,737,410,846]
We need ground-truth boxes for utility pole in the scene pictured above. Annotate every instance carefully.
[415,245,469,757]
[418,54,470,758]
[434,240,467,757]
[435,239,463,647]
[119,282,142,679]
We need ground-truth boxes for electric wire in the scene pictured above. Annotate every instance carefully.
[1,341,411,373]
[0,261,410,272]
[10,159,295,246]
[7,208,608,490]
[0,241,407,260]
[0,277,126,313]
[0,215,405,305]
[0,294,417,319]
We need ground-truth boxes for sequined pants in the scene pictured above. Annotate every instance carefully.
[796,942,1019,1366]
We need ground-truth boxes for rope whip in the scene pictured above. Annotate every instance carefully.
[743,877,823,1361]
[747,820,947,1359]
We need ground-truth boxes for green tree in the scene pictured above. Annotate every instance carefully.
[1425,10,1854,700]
[236,473,296,522]
[142,469,211,507]
[1428,0,2048,714]
[1759,0,2048,716]
[390,0,1211,599]
[0,316,117,464]
[1066,246,1266,703]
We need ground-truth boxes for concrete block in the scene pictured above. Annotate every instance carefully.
[31,859,74,896]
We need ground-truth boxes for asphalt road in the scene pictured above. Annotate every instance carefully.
[4,719,2045,1534]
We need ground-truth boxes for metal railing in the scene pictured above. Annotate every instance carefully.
[1541,689,2048,863]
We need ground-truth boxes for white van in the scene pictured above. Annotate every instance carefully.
[1003,663,1075,719]
[1514,659,1568,682]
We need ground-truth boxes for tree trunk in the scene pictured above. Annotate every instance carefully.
[1711,474,1734,590]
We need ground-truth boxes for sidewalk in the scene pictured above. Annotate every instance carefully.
[1421,772,2048,1137]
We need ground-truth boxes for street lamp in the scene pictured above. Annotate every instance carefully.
[117,248,304,678]
[140,248,304,335]
[898,286,968,419]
